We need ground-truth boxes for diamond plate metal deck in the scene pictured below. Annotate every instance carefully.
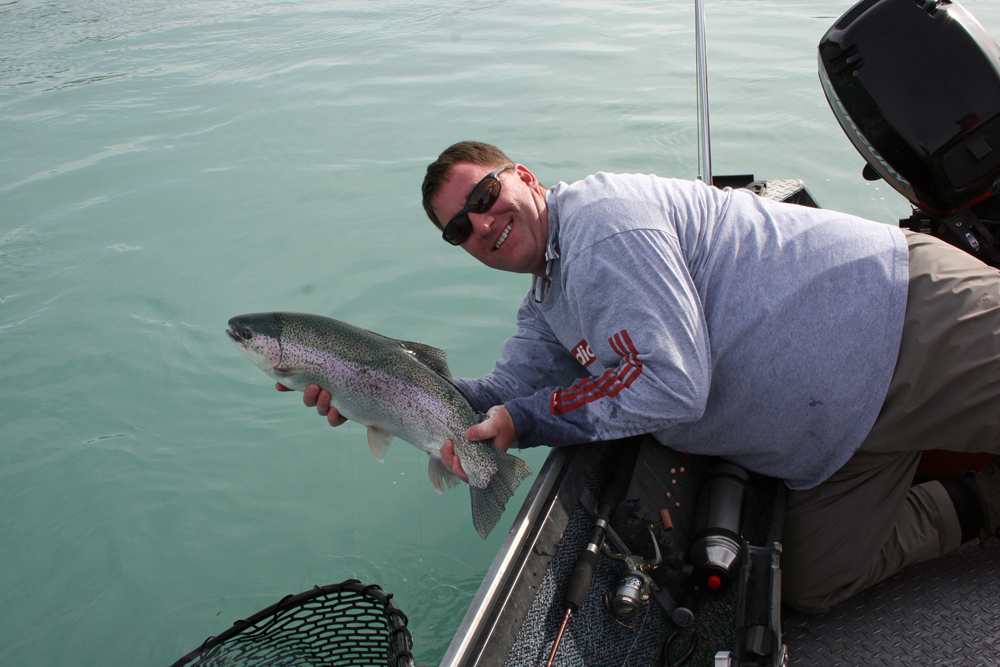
[783,541,1000,666]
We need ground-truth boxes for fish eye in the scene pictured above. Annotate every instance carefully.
[238,327,253,340]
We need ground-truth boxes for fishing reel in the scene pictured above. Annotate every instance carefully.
[602,524,662,618]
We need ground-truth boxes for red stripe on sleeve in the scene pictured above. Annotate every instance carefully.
[550,329,643,414]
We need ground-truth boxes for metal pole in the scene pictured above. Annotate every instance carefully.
[695,0,712,185]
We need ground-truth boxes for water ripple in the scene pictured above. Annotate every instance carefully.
[1,137,155,192]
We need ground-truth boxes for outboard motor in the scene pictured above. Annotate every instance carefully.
[819,0,1000,266]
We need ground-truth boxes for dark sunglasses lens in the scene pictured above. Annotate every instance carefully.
[443,214,471,245]
[467,177,501,212]
[442,170,505,246]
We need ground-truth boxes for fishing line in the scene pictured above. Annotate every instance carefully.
[619,603,651,667]
[415,446,426,549]
[346,420,360,554]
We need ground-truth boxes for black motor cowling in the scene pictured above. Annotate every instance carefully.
[820,0,1000,217]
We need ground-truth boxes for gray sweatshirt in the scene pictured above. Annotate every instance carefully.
[455,173,908,489]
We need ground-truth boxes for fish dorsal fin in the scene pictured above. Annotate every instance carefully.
[399,340,452,378]
[366,425,394,462]
[357,326,452,377]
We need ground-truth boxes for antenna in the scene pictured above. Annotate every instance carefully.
[695,0,712,185]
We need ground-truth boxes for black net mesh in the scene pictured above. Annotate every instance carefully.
[170,580,415,667]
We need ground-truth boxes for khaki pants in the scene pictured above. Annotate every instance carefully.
[782,231,1000,614]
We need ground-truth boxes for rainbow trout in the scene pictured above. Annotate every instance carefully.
[227,312,531,539]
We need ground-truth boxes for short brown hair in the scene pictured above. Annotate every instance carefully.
[422,141,514,227]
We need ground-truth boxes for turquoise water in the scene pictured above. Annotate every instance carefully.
[4,1,1000,664]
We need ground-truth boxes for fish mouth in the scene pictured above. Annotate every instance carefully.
[226,323,247,348]
[227,317,283,372]
[494,222,512,249]
[227,321,253,349]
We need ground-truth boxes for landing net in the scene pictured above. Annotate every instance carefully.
[170,580,415,667]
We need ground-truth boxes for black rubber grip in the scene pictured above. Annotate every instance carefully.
[565,547,599,611]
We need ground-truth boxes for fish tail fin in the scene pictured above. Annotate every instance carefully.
[469,450,531,540]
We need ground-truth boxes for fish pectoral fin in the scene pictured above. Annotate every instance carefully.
[428,454,462,494]
[366,426,394,463]
[272,366,305,378]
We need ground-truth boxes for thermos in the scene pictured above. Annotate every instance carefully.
[688,463,750,591]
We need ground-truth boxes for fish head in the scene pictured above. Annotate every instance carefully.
[227,313,284,373]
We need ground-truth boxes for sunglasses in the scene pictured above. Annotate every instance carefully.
[441,166,512,245]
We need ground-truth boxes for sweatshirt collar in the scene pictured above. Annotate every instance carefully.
[532,188,561,303]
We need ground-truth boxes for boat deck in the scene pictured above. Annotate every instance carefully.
[783,541,999,666]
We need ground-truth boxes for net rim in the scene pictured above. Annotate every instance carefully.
[169,579,416,667]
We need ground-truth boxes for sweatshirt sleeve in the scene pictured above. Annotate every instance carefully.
[454,294,589,414]
[505,227,712,448]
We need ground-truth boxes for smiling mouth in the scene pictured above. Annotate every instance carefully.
[494,223,512,249]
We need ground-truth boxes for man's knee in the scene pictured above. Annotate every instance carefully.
[781,554,845,614]
[782,568,840,615]
[780,522,877,614]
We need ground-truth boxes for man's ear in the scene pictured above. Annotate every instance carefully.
[514,164,539,188]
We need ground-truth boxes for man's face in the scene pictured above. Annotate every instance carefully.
[431,161,549,276]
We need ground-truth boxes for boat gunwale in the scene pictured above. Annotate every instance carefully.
[440,443,606,667]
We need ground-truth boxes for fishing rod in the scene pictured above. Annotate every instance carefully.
[544,443,641,667]
[695,0,712,185]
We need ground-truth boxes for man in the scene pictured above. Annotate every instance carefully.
[288,141,1000,613]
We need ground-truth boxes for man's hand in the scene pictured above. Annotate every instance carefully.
[439,405,516,483]
[275,382,347,427]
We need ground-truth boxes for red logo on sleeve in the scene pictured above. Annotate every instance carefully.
[572,340,596,367]
[551,330,643,415]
